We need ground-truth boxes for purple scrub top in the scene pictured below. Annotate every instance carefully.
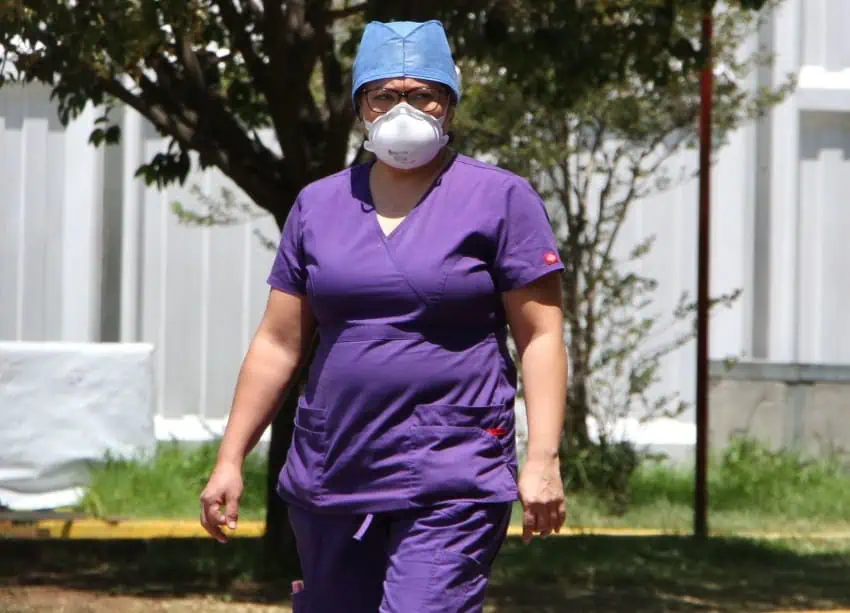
[267,154,565,514]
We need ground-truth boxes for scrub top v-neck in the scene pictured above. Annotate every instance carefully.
[369,152,451,241]
[267,153,565,514]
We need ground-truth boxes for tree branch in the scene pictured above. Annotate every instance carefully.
[555,116,576,231]
[262,0,323,182]
[174,30,207,92]
[262,0,299,170]
[97,72,289,221]
[328,2,368,20]
[153,29,296,202]
[213,0,268,89]
[316,8,355,174]
[578,117,605,210]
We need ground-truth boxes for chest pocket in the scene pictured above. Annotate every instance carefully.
[438,254,498,318]
[307,232,425,322]
[385,247,453,308]
[388,230,498,316]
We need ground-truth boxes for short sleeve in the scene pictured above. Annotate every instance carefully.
[492,178,564,292]
[267,196,307,296]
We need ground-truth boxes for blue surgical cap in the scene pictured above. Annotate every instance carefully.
[352,20,461,105]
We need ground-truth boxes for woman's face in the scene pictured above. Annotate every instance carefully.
[359,77,454,127]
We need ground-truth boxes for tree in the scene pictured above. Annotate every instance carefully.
[1,0,778,571]
[453,0,792,504]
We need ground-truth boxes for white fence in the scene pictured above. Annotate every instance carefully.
[2,0,849,433]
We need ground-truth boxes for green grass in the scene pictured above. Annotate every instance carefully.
[10,438,848,612]
[545,438,850,534]
[80,442,269,520]
[81,438,850,534]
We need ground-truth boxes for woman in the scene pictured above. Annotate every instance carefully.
[200,19,568,613]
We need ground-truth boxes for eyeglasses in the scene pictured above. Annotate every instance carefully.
[361,86,450,114]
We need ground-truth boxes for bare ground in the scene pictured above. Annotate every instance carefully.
[0,586,290,613]
[2,535,850,612]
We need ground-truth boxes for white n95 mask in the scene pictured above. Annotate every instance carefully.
[364,103,449,170]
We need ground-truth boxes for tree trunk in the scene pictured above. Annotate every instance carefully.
[262,333,318,579]
[566,374,591,451]
[259,152,366,577]
[257,187,310,579]
[565,319,591,453]
[262,384,302,579]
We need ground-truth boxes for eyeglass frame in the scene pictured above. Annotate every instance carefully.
[357,84,454,116]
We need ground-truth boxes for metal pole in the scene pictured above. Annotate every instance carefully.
[694,5,713,540]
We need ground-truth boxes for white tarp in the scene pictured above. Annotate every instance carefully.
[0,342,156,510]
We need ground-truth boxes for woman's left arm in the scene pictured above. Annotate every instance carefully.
[503,271,568,543]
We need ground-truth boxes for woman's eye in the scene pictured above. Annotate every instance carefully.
[410,92,436,104]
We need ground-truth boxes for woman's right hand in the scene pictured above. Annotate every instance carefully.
[200,460,244,543]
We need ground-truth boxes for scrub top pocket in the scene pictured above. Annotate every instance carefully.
[408,403,517,504]
[281,398,328,502]
[295,401,328,434]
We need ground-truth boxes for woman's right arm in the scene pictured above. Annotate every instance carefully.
[200,288,315,542]
[217,289,316,466]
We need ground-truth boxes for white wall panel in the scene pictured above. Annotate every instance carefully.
[0,85,75,342]
[801,0,850,70]
[0,86,25,340]
[798,112,850,364]
[766,0,803,362]
[135,130,278,418]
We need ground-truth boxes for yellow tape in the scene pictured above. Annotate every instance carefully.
[0,519,263,540]
[2,519,849,541]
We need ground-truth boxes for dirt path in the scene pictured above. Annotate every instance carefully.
[4,586,850,613]
[0,586,291,613]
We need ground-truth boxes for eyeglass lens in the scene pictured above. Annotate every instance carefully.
[364,87,446,114]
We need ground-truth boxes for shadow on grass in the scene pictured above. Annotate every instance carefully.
[2,536,849,612]
[489,536,850,612]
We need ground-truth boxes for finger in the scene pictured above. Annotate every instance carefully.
[225,493,240,530]
[201,501,227,543]
[200,496,219,516]
[548,507,560,535]
[522,521,534,545]
[523,505,537,532]
[206,500,221,522]
[200,509,226,543]
[535,507,553,538]
[215,501,228,525]
[552,500,566,533]
[522,506,537,544]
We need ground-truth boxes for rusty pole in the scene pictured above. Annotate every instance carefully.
[694,4,714,540]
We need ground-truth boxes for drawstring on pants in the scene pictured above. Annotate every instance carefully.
[353,513,374,541]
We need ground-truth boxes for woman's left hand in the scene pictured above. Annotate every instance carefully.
[518,455,566,543]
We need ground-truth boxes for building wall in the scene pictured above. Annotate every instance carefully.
[134,124,279,418]
[762,0,850,365]
[2,1,849,435]
[0,84,105,344]
[710,361,850,458]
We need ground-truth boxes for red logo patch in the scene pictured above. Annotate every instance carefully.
[543,251,559,265]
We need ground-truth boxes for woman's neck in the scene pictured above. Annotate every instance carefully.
[372,148,451,186]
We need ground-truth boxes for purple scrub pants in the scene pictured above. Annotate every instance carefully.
[288,500,512,612]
